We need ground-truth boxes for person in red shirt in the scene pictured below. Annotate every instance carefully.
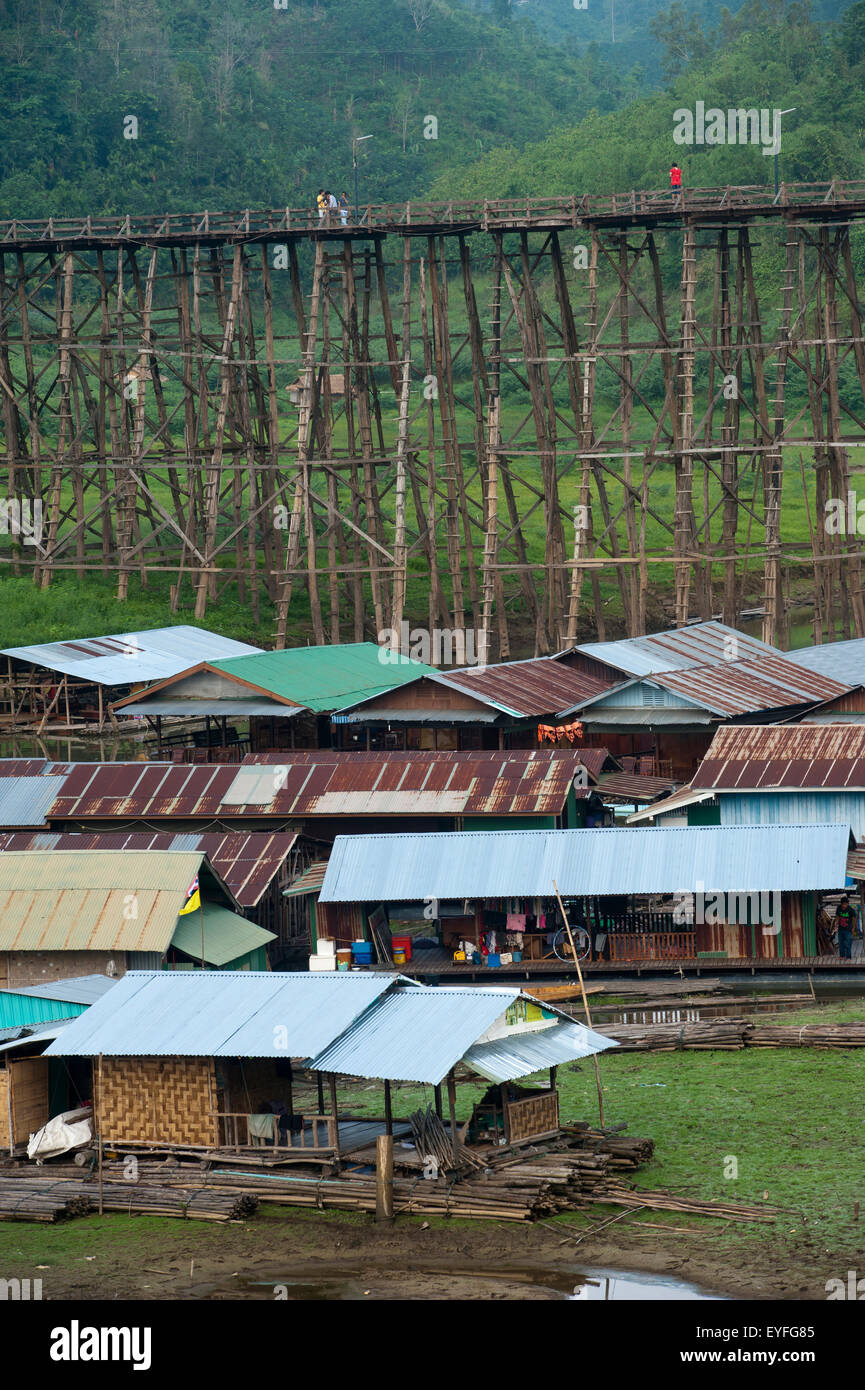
[670,163,682,190]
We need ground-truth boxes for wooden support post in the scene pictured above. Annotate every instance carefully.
[97,1052,104,1216]
[433,1083,443,1120]
[376,1132,394,1222]
[500,1083,512,1143]
[328,1072,341,1161]
[384,1078,393,1136]
[553,878,605,1127]
[446,1069,459,1167]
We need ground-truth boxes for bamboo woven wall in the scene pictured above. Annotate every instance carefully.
[506,1090,559,1143]
[8,1058,50,1145]
[95,1057,218,1148]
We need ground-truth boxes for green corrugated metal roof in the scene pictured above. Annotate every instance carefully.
[0,991,88,1029]
[210,643,436,713]
[170,903,275,967]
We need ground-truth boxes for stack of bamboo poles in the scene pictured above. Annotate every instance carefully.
[577,1018,865,1051]
[748,1022,865,1048]
[0,1179,91,1222]
[178,1169,548,1221]
[0,1176,256,1222]
[575,1181,780,1223]
[408,1105,485,1173]
[2,1146,781,1225]
[572,1130,656,1170]
[602,1019,752,1051]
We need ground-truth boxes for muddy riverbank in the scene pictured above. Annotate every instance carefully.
[0,1205,823,1301]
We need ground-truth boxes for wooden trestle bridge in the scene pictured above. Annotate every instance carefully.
[1,180,865,651]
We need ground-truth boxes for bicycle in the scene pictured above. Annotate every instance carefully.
[549,925,591,963]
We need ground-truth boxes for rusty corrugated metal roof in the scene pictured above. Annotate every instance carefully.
[282,860,330,898]
[652,654,848,717]
[692,725,865,790]
[435,657,612,717]
[573,621,777,676]
[48,750,598,821]
[0,830,297,906]
[596,771,676,803]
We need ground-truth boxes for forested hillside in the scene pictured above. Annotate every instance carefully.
[0,0,641,217]
[431,0,865,200]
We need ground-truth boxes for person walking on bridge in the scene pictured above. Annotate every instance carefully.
[670,162,682,195]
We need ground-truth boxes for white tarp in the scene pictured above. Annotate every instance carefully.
[27,1107,93,1162]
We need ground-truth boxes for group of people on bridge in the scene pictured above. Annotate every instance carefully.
[316,190,351,226]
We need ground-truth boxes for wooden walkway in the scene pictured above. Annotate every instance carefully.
[3,180,865,248]
[400,949,865,981]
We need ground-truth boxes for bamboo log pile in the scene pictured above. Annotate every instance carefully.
[0,1176,256,1222]
[748,1022,865,1048]
[0,1178,91,1222]
[571,1129,656,1170]
[0,1140,781,1225]
[575,1181,780,1223]
[601,1019,752,1050]
[574,1018,865,1051]
[408,1105,484,1172]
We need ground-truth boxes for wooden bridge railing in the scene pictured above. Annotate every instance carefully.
[5,181,865,245]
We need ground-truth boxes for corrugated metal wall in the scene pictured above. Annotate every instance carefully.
[719,793,865,841]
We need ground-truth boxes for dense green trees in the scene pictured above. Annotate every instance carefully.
[431,0,865,199]
[0,0,640,217]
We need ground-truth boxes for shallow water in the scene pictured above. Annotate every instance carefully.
[198,1261,723,1301]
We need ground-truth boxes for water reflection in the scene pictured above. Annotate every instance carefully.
[0,733,146,762]
[572,1267,723,1300]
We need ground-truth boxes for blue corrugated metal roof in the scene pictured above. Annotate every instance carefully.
[574,622,776,677]
[307,986,516,1083]
[44,971,406,1058]
[785,639,865,686]
[306,984,616,1084]
[319,824,854,899]
[0,1020,73,1053]
[463,1018,617,1083]
[0,626,260,686]
[0,776,69,828]
[4,975,115,1005]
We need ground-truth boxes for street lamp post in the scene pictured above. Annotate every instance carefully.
[773,107,796,198]
[353,134,374,224]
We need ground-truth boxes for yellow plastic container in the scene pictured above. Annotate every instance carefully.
[453,949,466,962]
[393,947,407,965]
